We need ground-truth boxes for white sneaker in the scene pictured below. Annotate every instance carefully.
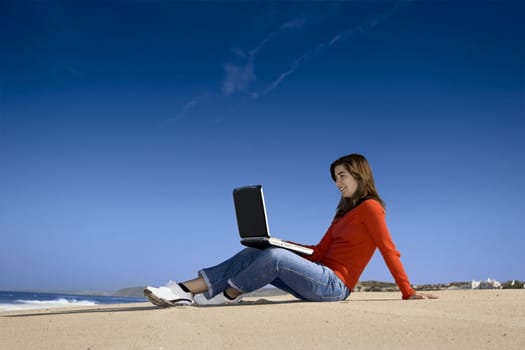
[194,292,242,306]
[144,281,193,307]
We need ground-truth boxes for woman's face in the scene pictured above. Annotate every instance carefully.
[333,164,358,198]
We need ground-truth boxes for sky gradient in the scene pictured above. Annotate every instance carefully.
[1,0,524,292]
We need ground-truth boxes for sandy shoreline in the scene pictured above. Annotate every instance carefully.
[1,290,524,349]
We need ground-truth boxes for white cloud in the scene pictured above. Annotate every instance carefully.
[221,62,255,96]
[280,17,307,30]
[220,15,310,98]
[181,4,404,119]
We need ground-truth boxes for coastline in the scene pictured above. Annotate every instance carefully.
[1,290,524,349]
[0,291,145,312]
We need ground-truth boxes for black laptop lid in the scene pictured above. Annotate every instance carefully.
[233,185,270,238]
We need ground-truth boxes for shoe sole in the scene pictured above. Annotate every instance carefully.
[144,288,192,307]
[194,294,243,306]
[144,289,170,307]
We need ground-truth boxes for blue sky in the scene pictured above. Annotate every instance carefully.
[1,0,523,292]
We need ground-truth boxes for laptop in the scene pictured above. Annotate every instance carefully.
[232,185,313,256]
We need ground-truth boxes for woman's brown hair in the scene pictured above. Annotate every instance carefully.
[330,153,385,218]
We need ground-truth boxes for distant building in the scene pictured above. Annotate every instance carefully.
[471,278,502,289]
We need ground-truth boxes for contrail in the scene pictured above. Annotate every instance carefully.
[254,3,404,98]
[221,17,308,97]
[170,3,405,124]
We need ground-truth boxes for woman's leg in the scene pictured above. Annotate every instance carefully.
[181,275,242,300]
[197,247,266,298]
[230,247,350,301]
[144,249,262,306]
[200,247,349,302]
[180,276,208,294]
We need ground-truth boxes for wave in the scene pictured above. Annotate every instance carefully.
[0,298,98,311]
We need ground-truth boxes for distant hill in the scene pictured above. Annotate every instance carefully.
[113,287,147,298]
[113,279,525,298]
[357,279,524,291]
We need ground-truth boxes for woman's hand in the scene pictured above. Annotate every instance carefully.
[408,292,439,300]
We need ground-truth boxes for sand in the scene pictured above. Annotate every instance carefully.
[1,290,524,350]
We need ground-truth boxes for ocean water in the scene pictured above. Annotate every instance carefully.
[0,290,146,311]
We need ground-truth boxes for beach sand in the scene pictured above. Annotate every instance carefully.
[1,290,524,350]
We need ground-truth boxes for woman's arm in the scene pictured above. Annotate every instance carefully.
[361,200,417,299]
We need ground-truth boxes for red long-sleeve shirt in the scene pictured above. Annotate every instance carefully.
[301,199,416,299]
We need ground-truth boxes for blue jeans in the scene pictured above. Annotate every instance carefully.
[199,247,350,302]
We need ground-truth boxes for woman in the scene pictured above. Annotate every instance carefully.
[145,153,437,306]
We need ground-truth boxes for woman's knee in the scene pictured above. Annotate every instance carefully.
[262,247,296,262]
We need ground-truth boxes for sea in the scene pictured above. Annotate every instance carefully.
[0,290,146,311]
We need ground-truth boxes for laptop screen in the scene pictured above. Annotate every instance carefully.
[233,185,270,238]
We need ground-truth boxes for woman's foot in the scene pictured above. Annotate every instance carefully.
[193,292,242,306]
[144,281,194,306]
